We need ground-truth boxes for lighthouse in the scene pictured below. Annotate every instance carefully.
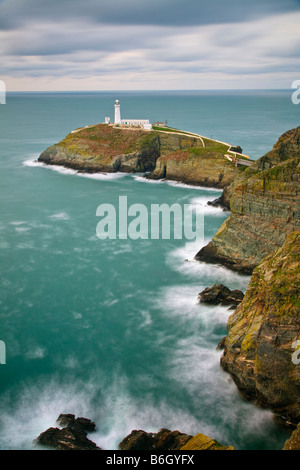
[114,99,121,124]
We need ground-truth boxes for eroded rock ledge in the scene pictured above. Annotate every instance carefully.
[195,126,300,274]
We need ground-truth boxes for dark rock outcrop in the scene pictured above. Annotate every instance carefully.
[207,192,230,211]
[56,413,96,433]
[198,284,244,309]
[195,126,300,274]
[118,430,156,451]
[35,414,101,450]
[220,231,300,426]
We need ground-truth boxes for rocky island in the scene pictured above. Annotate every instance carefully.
[38,123,250,188]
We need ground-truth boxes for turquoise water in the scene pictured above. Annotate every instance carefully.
[0,91,296,450]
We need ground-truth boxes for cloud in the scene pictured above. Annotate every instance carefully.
[0,0,299,90]
[0,0,299,29]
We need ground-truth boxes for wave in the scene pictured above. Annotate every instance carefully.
[23,157,125,180]
[189,195,229,216]
[131,174,164,184]
[131,174,224,192]
[165,180,222,192]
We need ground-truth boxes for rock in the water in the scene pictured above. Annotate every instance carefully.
[207,192,230,211]
[35,415,101,450]
[118,430,156,450]
[220,231,300,425]
[198,284,244,309]
[154,429,192,450]
[195,126,300,274]
[57,413,96,433]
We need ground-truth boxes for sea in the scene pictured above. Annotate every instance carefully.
[0,90,298,450]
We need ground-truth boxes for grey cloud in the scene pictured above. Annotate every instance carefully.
[0,0,299,30]
[1,0,299,89]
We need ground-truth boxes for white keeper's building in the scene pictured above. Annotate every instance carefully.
[113,99,152,130]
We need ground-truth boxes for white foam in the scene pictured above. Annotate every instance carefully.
[0,378,96,450]
[48,212,70,221]
[23,157,125,181]
[137,310,152,329]
[78,172,125,181]
[165,180,222,192]
[190,195,229,216]
[132,174,163,184]
[166,238,250,292]
[25,347,46,360]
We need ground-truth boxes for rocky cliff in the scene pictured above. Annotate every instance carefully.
[220,231,300,425]
[195,126,300,273]
[38,124,242,188]
[149,133,242,188]
[38,124,161,173]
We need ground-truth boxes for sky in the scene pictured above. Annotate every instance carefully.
[1,0,300,91]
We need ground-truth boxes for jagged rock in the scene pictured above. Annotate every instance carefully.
[207,192,230,211]
[35,415,101,450]
[57,413,96,433]
[118,430,156,450]
[154,428,192,450]
[198,284,244,309]
[118,428,233,451]
[195,126,300,273]
[220,231,300,425]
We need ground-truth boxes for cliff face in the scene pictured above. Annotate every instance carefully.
[221,231,300,425]
[195,127,300,273]
[38,124,242,187]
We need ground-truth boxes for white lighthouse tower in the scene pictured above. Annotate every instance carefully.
[114,99,121,124]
